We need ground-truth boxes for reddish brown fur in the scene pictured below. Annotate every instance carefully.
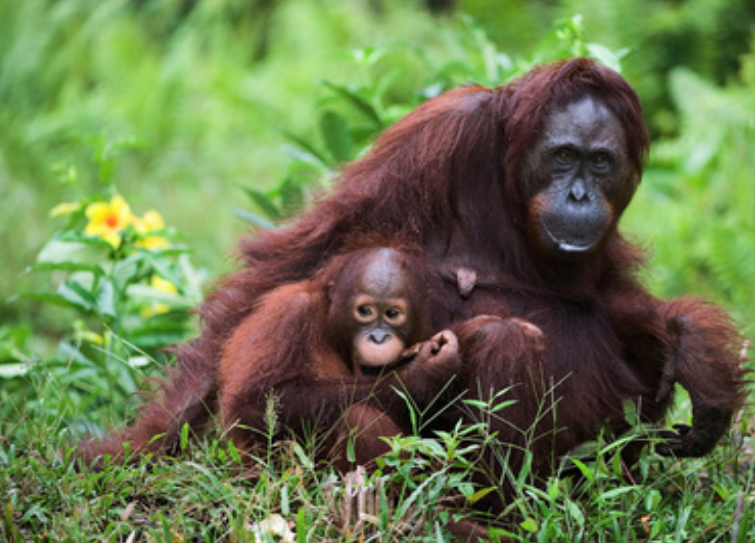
[78,59,746,506]
[216,245,460,465]
[78,244,460,467]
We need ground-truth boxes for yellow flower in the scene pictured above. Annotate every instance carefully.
[84,195,133,248]
[151,274,178,294]
[50,201,82,217]
[134,210,170,250]
[135,210,165,232]
[139,236,170,250]
[142,274,179,316]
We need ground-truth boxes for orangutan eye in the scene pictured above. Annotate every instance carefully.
[384,305,407,326]
[555,148,575,164]
[357,304,373,317]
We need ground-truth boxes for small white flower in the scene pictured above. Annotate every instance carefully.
[249,514,295,543]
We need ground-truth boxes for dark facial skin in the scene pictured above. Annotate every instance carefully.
[524,97,634,259]
[333,249,419,369]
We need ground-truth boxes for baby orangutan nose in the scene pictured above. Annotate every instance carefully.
[368,330,390,344]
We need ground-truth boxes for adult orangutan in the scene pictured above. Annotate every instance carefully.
[77,58,746,506]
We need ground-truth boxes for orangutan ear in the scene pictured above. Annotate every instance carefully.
[326,281,335,302]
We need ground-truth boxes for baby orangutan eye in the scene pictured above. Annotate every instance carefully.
[384,306,407,326]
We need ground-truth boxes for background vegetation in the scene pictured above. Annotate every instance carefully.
[0,0,753,540]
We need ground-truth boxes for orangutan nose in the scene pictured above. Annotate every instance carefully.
[368,330,390,344]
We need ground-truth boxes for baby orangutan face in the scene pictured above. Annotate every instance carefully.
[328,248,422,371]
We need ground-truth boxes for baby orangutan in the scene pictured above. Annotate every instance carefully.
[217,245,460,469]
[77,244,459,470]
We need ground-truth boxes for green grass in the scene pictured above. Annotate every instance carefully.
[2,380,754,541]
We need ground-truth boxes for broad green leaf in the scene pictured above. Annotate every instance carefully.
[27,261,101,274]
[95,278,117,317]
[57,279,98,313]
[0,363,29,378]
[322,81,382,126]
[126,284,191,309]
[520,517,538,533]
[234,208,279,230]
[418,439,445,457]
[241,186,282,220]
[137,252,185,292]
[279,177,304,218]
[597,486,637,501]
[281,131,331,166]
[123,326,192,349]
[36,239,110,266]
[586,43,626,73]
[17,291,89,313]
[319,110,353,163]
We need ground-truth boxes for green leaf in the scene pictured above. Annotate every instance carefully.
[321,81,382,126]
[418,439,445,458]
[241,186,282,220]
[296,509,308,543]
[36,239,110,267]
[491,399,517,413]
[569,458,595,483]
[27,261,102,274]
[180,423,189,451]
[597,486,637,501]
[95,278,117,317]
[319,110,353,163]
[110,254,142,288]
[462,399,490,410]
[58,278,98,313]
[350,46,386,67]
[586,42,627,73]
[565,499,585,527]
[226,440,241,464]
[137,252,185,292]
[292,443,313,469]
[234,209,279,230]
[281,131,331,167]
[56,340,98,368]
[279,177,304,218]
[469,486,495,505]
[346,435,356,462]
[124,319,192,348]
[126,284,191,309]
[0,363,29,378]
[520,517,538,533]
[16,292,89,312]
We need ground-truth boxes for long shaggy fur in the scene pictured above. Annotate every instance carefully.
[78,58,747,500]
